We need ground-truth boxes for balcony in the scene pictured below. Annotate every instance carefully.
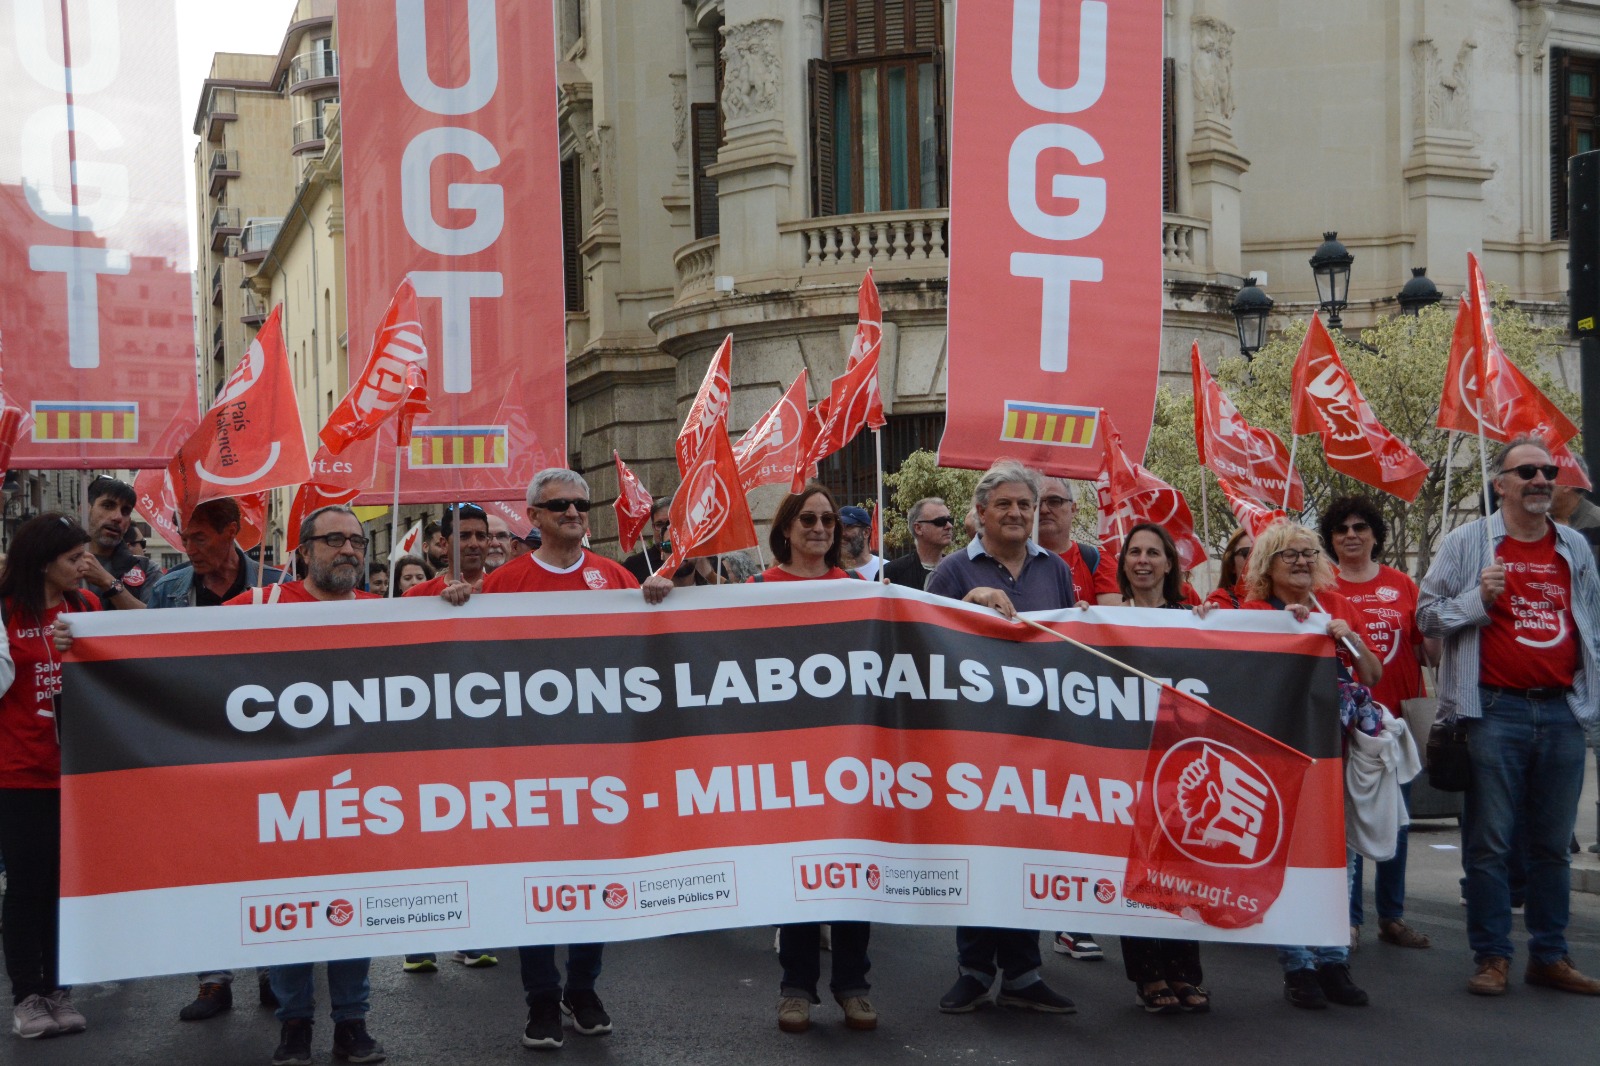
[204,87,237,143]
[210,264,222,306]
[291,113,327,154]
[286,50,338,93]
[239,218,282,264]
[209,206,241,252]
[672,236,720,300]
[1162,214,1213,276]
[241,290,268,327]
[211,321,224,360]
[779,208,949,278]
[207,149,239,196]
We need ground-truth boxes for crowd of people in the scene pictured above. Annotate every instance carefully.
[1,438,1597,1062]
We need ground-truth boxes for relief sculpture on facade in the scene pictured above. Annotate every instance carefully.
[721,19,782,123]
[1191,16,1235,123]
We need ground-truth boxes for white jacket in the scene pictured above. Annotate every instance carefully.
[1344,708,1422,863]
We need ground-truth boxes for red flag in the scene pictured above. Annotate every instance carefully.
[1099,411,1143,509]
[1191,344,1304,510]
[734,370,810,493]
[847,271,886,431]
[613,451,655,554]
[1123,685,1314,929]
[0,405,24,473]
[286,432,382,551]
[787,398,829,495]
[168,306,313,516]
[1095,470,1207,572]
[235,492,269,553]
[1553,440,1594,490]
[676,335,733,476]
[789,334,884,492]
[1216,476,1288,540]
[1291,316,1429,502]
[396,520,424,557]
[656,427,758,577]
[322,279,430,454]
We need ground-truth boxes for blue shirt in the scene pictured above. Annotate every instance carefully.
[925,537,1077,612]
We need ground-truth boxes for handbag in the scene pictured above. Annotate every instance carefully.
[1425,716,1472,792]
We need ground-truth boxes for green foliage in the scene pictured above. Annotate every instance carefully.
[883,450,982,553]
[1142,296,1580,578]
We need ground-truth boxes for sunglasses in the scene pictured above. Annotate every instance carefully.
[533,497,592,513]
[916,516,955,528]
[795,512,838,529]
[1038,495,1074,509]
[1501,463,1559,481]
[1335,521,1370,534]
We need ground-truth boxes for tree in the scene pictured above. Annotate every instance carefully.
[883,450,982,553]
[1142,296,1580,578]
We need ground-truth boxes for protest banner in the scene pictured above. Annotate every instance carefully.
[58,584,1347,982]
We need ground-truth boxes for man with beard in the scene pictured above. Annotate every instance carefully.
[403,505,490,598]
[1419,435,1600,997]
[486,512,513,572]
[226,507,380,606]
[423,520,449,573]
[81,475,160,608]
[838,506,883,581]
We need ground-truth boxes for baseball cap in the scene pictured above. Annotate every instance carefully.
[839,506,872,528]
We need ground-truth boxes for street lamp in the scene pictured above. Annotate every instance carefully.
[1309,230,1354,328]
[1231,275,1274,359]
[1395,266,1443,315]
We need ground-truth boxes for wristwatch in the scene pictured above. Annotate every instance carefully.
[105,579,126,599]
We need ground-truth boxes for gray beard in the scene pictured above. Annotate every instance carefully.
[311,560,359,595]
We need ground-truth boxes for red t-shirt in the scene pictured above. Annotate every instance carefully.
[1059,543,1119,602]
[1204,581,1250,609]
[1480,528,1579,689]
[482,551,640,593]
[0,594,101,788]
[751,566,852,582]
[1241,589,1376,675]
[402,574,479,599]
[1335,565,1425,711]
[1178,581,1202,607]
[223,581,382,606]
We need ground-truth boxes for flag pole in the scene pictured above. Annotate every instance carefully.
[1441,430,1457,534]
[452,501,462,582]
[256,517,269,589]
[874,428,886,564]
[387,445,403,588]
[1198,472,1213,570]
[1476,420,1495,548]
[1282,436,1299,510]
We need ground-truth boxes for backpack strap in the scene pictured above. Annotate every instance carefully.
[1078,542,1099,573]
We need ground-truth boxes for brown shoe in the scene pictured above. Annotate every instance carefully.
[1468,957,1510,996]
[1525,956,1600,995]
[1378,919,1431,949]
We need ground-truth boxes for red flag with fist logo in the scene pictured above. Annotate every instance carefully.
[613,451,655,555]
[1124,685,1314,929]
[1192,344,1303,510]
[322,279,430,454]
[734,369,811,493]
[657,427,757,578]
[676,335,733,477]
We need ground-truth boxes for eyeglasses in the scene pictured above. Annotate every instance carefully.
[916,516,955,528]
[795,512,838,529]
[1273,548,1320,563]
[489,532,513,541]
[1502,463,1559,481]
[304,533,368,550]
[1038,495,1074,509]
[1334,521,1370,534]
[533,497,592,513]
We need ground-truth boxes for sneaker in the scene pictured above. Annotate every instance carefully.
[1283,968,1327,1009]
[331,1018,386,1063]
[521,1001,564,1050]
[1053,932,1103,960]
[179,981,233,1021]
[401,954,438,974]
[271,1019,313,1066]
[561,989,612,1035]
[259,971,279,1009]
[44,991,85,1035]
[996,980,1077,1013]
[1525,955,1600,995]
[777,995,811,1033]
[451,950,498,968]
[938,973,993,1013]
[12,994,59,1039]
[1316,963,1369,1006]
[835,994,878,1030]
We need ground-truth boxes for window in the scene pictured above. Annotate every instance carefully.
[811,0,945,216]
[692,21,725,240]
[1552,50,1600,239]
[1163,57,1177,214]
[560,154,585,312]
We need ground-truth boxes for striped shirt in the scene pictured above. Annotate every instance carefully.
[1416,511,1600,727]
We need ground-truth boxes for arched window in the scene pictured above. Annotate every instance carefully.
[811,0,944,216]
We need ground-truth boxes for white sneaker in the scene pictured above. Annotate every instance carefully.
[12,994,59,1039]
[45,990,86,1034]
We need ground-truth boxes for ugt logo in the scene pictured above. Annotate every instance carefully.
[1155,739,1284,869]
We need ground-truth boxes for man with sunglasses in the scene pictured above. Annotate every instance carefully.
[1419,436,1600,997]
[82,475,161,608]
[885,497,954,590]
[403,504,491,599]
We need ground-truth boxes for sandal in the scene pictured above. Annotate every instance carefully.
[1169,982,1211,1013]
[1135,982,1181,1014]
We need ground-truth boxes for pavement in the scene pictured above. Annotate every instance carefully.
[10,754,1600,1065]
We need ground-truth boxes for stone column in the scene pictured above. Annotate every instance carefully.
[1403,35,1493,290]
[1185,13,1249,278]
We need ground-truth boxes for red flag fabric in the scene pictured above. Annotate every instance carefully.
[787,398,829,495]
[676,335,733,476]
[1123,684,1314,929]
[1191,344,1304,510]
[286,432,382,552]
[1291,316,1429,502]
[1553,440,1594,490]
[656,427,758,578]
[1099,412,1144,510]
[322,279,429,455]
[847,270,886,431]
[0,405,24,473]
[168,306,313,517]
[1216,477,1288,540]
[613,451,655,555]
[133,466,182,550]
[733,370,810,493]
[1095,470,1207,572]
[235,492,269,553]
[397,520,424,558]
[789,354,881,494]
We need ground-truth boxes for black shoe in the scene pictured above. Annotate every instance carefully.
[521,1001,564,1050]
[1316,963,1369,1006]
[332,1018,386,1063]
[938,974,993,1013]
[178,981,232,1021]
[562,989,612,1035]
[996,980,1077,1014]
[1283,968,1327,1009]
[271,1019,313,1066]
[259,971,279,1009]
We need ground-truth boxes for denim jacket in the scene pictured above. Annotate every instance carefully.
[145,548,285,610]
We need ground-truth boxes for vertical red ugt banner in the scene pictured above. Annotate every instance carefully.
[939,1,1164,477]
[339,1,566,504]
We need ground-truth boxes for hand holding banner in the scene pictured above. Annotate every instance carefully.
[613,451,655,555]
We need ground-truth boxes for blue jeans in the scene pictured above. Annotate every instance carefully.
[519,944,602,1005]
[1279,848,1356,972]
[1351,782,1411,925]
[779,922,871,1001]
[1464,688,1587,964]
[269,959,371,1023]
[955,927,1042,989]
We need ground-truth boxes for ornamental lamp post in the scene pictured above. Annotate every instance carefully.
[1309,230,1354,328]
[1395,266,1443,315]
[1231,275,1274,359]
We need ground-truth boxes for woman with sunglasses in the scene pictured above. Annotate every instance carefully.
[1319,496,1437,952]
[1204,527,1254,609]
[751,483,874,1034]
[0,515,100,1039]
[1239,519,1380,1010]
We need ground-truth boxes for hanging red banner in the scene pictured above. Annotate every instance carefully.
[0,0,199,468]
[339,0,565,504]
[939,0,1165,477]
